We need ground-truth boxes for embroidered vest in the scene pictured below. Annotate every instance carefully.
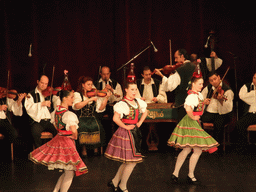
[187,90,204,116]
[75,92,96,118]
[121,99,140,124]
[55,106,68,131]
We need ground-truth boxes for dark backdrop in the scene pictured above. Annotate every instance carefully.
[1,0,256,115]
[2,0,255,91]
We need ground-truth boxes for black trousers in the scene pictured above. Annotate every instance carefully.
[0,119,18,143]
[235,113,256,146]
[201,111,232,144]
[31,120,57,148]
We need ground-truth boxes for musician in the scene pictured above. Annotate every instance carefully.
[25,75,58,148]
[73,76,110,156]
[0,92,26,144]
[136,66,167,103]
[235,72,256,148]
[201,72,234,145]
[154,49,195,122]
[94,66,123,105]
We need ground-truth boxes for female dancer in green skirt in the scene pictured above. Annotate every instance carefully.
[168,76,219,184]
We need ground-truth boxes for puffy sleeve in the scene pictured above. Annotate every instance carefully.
[136,98,147,113]
[61,111,79,131]
[184,94,199,110]
[95,97,106,113]
[72,92,83,110]
[113,101,130,119]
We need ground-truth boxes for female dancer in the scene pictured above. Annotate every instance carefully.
[105,82,148,192]
[168,76,219,184]
[73,76,110,155]
[29,90,88,192]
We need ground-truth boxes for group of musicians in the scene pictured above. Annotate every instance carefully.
[0,48,253,157]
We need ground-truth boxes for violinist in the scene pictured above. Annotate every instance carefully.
[201,72,234,147]
[235,72,256,151]
[0,89,26,146]
[73,76,111,156]
[24,75,58,148]
[136,66,167,104]
[154,49,195,122]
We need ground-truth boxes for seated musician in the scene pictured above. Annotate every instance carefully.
[25,75,58,148]
[201,72,234,146]
[235,72,256,149]
[94,66,123,142]
[154,49,195,122]
[94,66,123,106]
[0,91,26,145]
[136,66,167,104]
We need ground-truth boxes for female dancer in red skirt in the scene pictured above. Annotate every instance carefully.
[29,90,88,192]
[105,82,148,192]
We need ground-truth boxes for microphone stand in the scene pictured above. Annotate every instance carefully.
[117,44,153,87]
[229,51,239,120]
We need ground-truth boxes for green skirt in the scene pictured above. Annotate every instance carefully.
[168,115,219,151]
[78,116,106,148]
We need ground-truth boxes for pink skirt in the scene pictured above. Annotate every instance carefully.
[104,127,143,163]
[29,134,88,176]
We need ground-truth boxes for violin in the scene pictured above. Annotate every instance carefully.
[212,86,227,101]
[0,87,28,99]
[152,63,183,76]
[86,88,108,98]
[42,86,62,97]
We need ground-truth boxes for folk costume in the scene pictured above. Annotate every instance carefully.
[235,82,256,147]
[105,98,147,163]
[29,105,88,176]
[161,60,195,122]
[72,92,106,149]
[136,77,167,103]
[168,90,219,152]
[201,82,234,144]
[0,97,22,144]
[25,87,59,148]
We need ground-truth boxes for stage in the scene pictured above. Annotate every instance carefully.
[0,144,256,192]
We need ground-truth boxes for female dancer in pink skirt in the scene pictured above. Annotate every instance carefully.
[105,82,148,192]
[29,90,88,192]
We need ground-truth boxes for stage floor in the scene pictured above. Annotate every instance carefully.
[1,145,256,192]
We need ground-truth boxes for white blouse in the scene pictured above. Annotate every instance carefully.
[114,98,147,119]
[51,109,79,131]
[184,92,204,110]
[72,92,106,113]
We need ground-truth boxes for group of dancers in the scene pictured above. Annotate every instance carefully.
[2,47,252,191]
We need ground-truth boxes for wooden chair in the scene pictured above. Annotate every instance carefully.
[202,123,229,152]
[247,124,256,144]
[33,132,53,150]
[0,133,14,161]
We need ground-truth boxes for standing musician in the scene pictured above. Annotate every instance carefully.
[25,75,58,148]
[154,49,195,122]
[235,72,256,149]
[0,91,26,144]
[136,66,167,104]
[201,72,234,146]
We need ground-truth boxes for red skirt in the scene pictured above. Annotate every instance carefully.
[104,127,143,163]
[29,134,88,176]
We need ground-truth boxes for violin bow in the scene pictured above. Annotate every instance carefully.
[49,65,55,102]
[211,66,230,97]
[169,39,172,66]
